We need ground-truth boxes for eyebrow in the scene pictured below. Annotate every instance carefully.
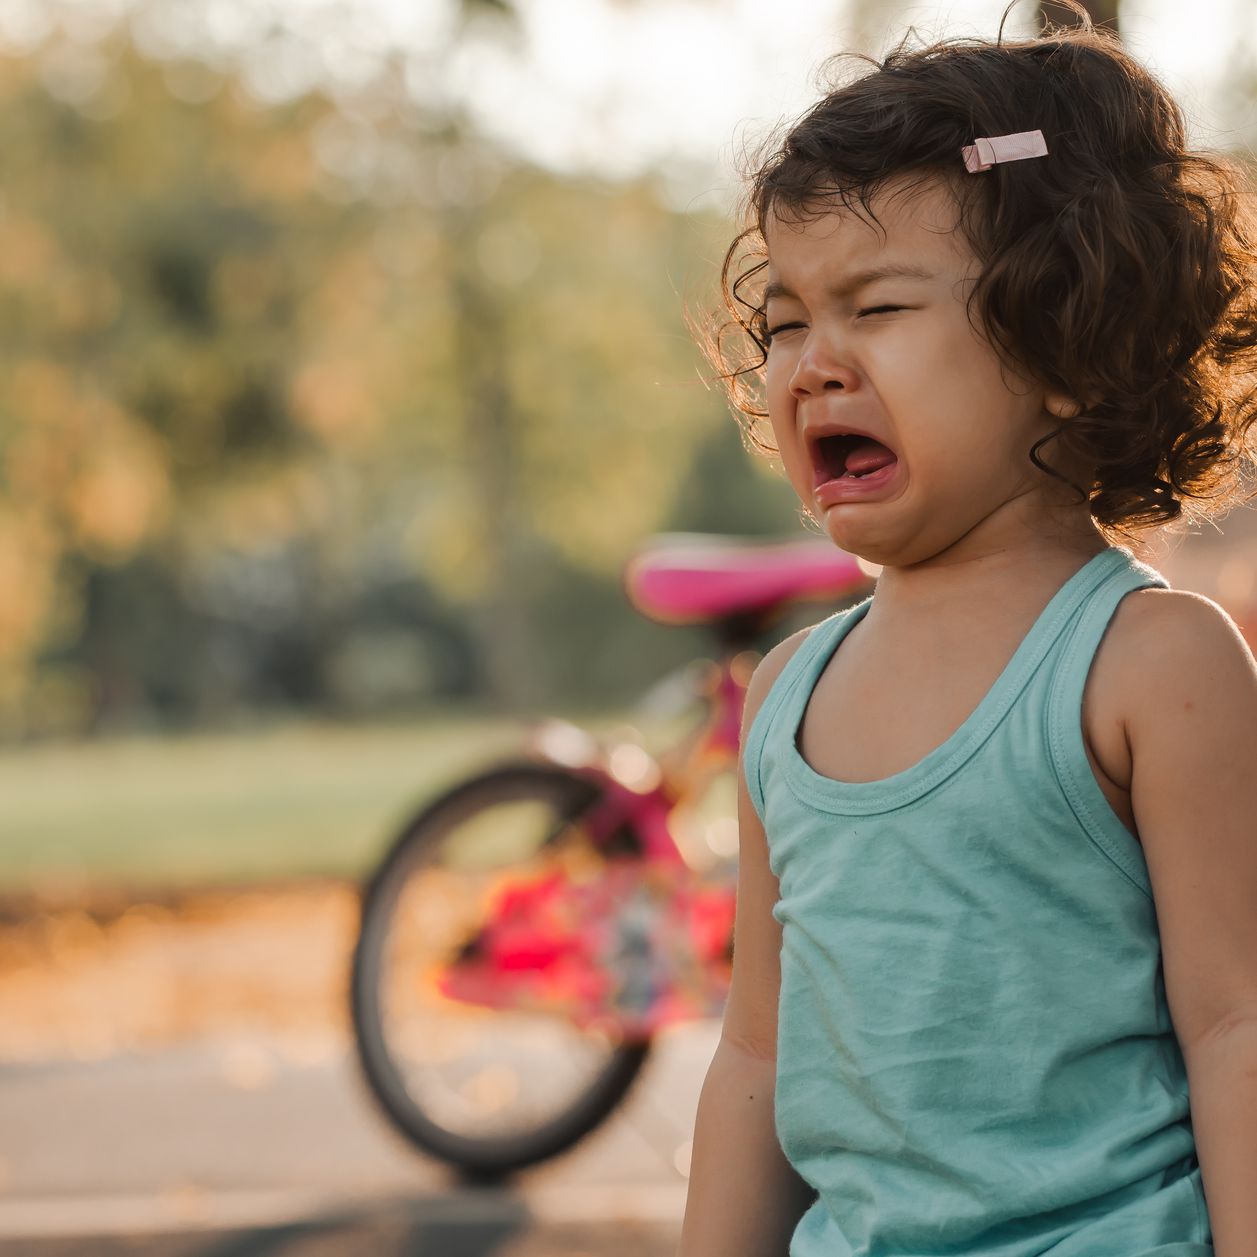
[763,263,936,304]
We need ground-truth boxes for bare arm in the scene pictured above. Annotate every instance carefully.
[679,1038,816,1257]
[678,630,818,1257]
[1121,592,1257,1255]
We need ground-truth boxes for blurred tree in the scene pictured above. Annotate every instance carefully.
[0,6,758,734]
[457,0,519,18]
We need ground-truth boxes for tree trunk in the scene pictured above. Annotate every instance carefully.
[444,191,537,715]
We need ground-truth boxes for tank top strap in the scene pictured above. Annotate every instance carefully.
[1045,549,1171,897]
[742,599,871,829]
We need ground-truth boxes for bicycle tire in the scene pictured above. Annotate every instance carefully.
[350,759,654,1178]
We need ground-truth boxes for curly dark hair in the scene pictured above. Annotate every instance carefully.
[696,0,1257,542]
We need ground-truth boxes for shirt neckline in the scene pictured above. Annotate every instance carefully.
[781,546,1132,815]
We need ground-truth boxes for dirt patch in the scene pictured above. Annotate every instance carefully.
[0,880,362,1062]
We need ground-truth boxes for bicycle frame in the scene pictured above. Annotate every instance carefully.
[420,649,759,1038]
[521,647,758,867]
[351,536,873,1171]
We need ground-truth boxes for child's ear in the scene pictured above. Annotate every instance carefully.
[1043,388,1099,421]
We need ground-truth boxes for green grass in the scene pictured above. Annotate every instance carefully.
[0,708,696,897]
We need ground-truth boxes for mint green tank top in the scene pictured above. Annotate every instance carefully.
[743,545,1212,1256]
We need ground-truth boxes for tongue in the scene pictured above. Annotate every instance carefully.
[845,438,897,476]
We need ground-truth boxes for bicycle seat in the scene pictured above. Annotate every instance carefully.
[623,533,871,626]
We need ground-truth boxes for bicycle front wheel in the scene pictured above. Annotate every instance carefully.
[350,760,653,1178]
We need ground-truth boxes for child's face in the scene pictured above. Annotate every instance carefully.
[762,174,1069,567]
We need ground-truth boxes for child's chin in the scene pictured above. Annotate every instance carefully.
[814,518,893,568]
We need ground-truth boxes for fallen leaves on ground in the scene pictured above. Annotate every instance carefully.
[0,881,360,1061]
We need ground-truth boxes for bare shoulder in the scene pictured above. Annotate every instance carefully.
[1105,587,1257,1052]
[740,624,816,737]
[721,620,818,1062]
[1110,586,1253,661]
[1106,586,1257,728]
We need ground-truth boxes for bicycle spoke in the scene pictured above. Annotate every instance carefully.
[356,767,651,1151]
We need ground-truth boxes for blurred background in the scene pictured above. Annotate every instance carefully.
[1,0,1255,1252]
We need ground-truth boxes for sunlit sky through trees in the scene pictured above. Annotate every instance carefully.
[1,0,1256,736]
[0,0,1251,211]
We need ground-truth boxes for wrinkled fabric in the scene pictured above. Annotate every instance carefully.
[744,546,1213,1257]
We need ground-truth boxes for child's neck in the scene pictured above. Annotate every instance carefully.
[861,508,1108,634]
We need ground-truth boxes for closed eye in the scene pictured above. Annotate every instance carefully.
[765,306,906,341]
[764,322,804,342]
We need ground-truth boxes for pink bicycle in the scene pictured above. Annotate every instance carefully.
[349,532,870,1178]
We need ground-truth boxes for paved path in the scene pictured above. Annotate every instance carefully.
[0,1022,720,1255]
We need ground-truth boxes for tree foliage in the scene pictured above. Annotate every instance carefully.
[0,14,795,736]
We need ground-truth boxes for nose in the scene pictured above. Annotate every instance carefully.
[787,337,861,401]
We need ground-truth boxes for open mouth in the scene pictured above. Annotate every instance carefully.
[811,433,899,486]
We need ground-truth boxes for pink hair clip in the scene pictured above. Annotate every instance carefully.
[961,129,1048,173]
